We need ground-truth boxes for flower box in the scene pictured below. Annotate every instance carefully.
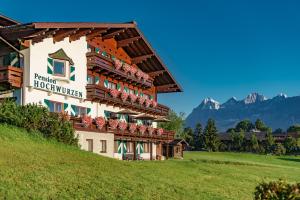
[138,125,147,135]
[94,117,106,129]
[145,99,152,107]
[121,91,129,102]
[157,128,164,135]
[114,58,123,70]
[81,115,92,127]
[123,63,131,74]
[148,126,155,135]
[129,123,137,133]
[129,94,138,103]
[138,96,145,105]
[109,89,119,98]
[109,119,119,130]
[118,121,127,131]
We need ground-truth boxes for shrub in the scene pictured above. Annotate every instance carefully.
[273,143,286,156]
[254,179,300,200]
[0,100,78,146]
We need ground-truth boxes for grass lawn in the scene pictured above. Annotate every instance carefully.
[0,124,299,200]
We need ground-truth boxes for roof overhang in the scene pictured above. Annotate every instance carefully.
[0,21,182,93]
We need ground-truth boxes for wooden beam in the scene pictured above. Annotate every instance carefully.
[117,36,141,48]
[156,84,177,91]
[131,54,154,64]
[69,29,92,42]
[32,28,59,44]
[53,29,79,42]
[86,28,107,41]
[102,29,126,40]
[148,70,165,78]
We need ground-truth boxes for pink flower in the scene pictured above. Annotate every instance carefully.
[143,73,149,81]
[123,63,131,73]
[94,117,106,129]
[136,70,143,80]
[114,59,123,70]
[138,125,147,134]
[109,119,119,130]
[118,121,127,131]
[110,89,119,98]
[157,128,164,135]
[129,66,137,76]
[121,91,129,102]
[129,94,138,103]
[145,99,152,107]
[152,100,158,108]
[129,123,137,133]
[81,115,92,127]
[148,126,154,135]
[138,96,146,105]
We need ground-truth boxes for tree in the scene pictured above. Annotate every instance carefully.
[204,119,220,152]
[283,136,297,154]
[194,123,204,150]
[255,119,270,132]
[235,120,255,132]
[250,133,260,153]
[265,131,275,153]
[273,143,286,156]
[273,128,283,134]
[230,130,245,151]
[182,127,194,148]
[158,110,185,138]
[287,125,300,133]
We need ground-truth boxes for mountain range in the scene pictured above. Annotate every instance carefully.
[185,93,300,132]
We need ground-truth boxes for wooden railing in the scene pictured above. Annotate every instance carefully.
[71,117,175,142]
[86,52,153,88]
[86,84,170,116]
[0,66,23,90]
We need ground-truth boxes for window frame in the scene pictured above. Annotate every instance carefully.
[53,59,66,77]
[100,140,107,153]
[48,100,64,113]
[143,143,149,153]
[86,139,93,152]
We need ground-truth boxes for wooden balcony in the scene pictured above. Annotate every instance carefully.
[0,66,23,90]
[86,84,170,117]
[71,117,175,142]
[86,52,153,89]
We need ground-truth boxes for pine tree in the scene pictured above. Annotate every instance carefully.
[204,119,220,152]
[250,133,259,153]
[265,131,275,153]
[194,123,203,150]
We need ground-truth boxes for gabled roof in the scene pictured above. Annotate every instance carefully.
[0,14,19,27]
[0,21,182,93]
[169,139,189,146]
[49,48,74,65]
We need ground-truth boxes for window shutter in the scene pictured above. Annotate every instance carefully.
[95,47,100,54]
[95,76,100,84]
[123,142,127,155]
[150,95,153,100]
[124,87,129,93]
[87,108,91,115]
[71,105,78,116]
[117,83,121,91]
[117,141,122,154]
[134,90,138,95]
[101,51,107,57]
[47,58,53,74]
[64,103,68,111]
[104,80,109,88]
[70,66,75,81]
[140,142,144,153]
[44,99,50,107]
[10,52,19,67]
[104,110,110,119]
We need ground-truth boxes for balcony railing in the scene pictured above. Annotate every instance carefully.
[86,84,170,116]
[86,52,153,88]
[0,66,23,90]
[71,116,175,142]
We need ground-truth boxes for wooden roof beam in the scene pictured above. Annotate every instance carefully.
[53,28,79,42]
[131,54,154,64]
[156,84,177,91]
[102,29,126,40]
[86,28,107,41]
[69,29,92,42]
[32,28,59,44]
[148,70,165,78]
[117,36,141,48]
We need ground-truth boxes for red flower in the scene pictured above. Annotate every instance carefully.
[123,63,131,73]
[138,96,145,105]
[129,123,137,133]
[121,91,129,102]
[81,115,92,127]
[145,99,152,107]
[129,66,137,76]
[138,125,147,134]
[129,94,138,103]
[136,70,143,80]
[109,119,119,130]
[110,89,119,98]
[118,121,127,131]
[157,128,164,135]
[152,101,158,108]
[148,126,155,135]
[114,59,123,70]
[143,73,149,81]
[94,117,106,129]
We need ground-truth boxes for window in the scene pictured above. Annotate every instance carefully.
[87,75,94,84]
[143,143,149,153]
[107,81,116,89]
[127,142,133,153]
[78,107,87,116]
[53,60,66,76]
[86,139,93,152]
[100,140,107,153]
[48,101,63,113]
[129,89,134,95]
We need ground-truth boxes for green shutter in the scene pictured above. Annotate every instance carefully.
[134,90,138,95]
[104,110,110,119]
[150,95,154,100]
[44,99,50,107]
[71,105,78,116]
[124,87,129,93]
[64,103,68,111]
[95,47,100,54]
[104,80,109,88]
[123,142,127,155]
[87,108,91,115]
[117,141,122,154]
[140,142,144,154]
[95,76,100,84]
[70,66,75,81]
[117,83,121,91]
[47,58,53,74]
[102,51,107,57]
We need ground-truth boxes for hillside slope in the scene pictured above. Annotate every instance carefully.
[0,124,299,199]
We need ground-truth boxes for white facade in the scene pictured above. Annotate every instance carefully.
[12,36,158,160]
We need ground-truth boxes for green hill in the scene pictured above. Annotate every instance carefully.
[0,124,299,200]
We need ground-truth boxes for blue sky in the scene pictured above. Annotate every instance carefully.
[2,0,300,115]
